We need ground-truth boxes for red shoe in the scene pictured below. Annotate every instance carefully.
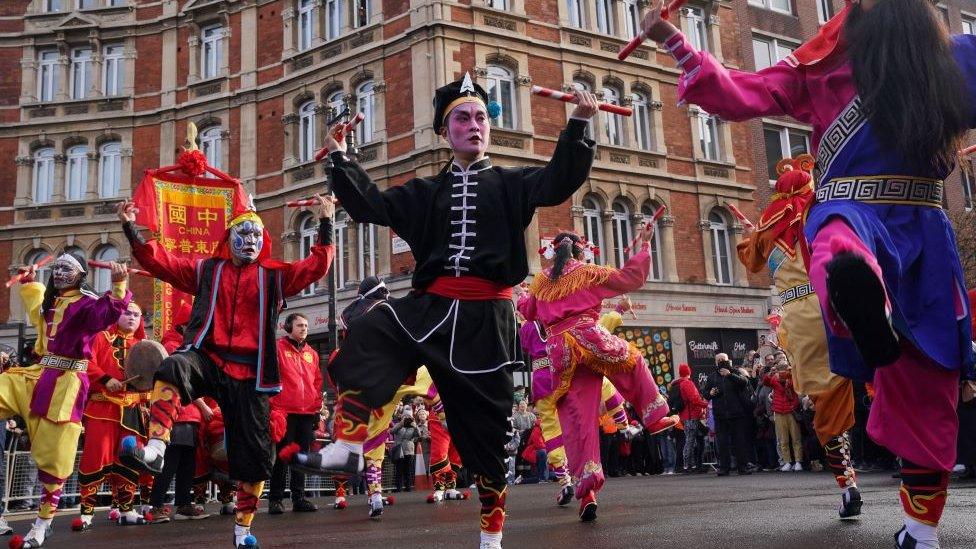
[578,491,597,522]
[646,415,680,435]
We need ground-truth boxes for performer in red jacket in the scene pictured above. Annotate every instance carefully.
[268,313,322,514]
[116,195,335,549]
[75,302,150,530]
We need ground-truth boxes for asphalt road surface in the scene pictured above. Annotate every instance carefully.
[22,471,976,548]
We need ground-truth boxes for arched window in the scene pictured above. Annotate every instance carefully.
[358,222,377,280]
[581,195,604,266]
[298,0,317,51]
[486,65,517,130]
[611,200,632,268]
[92,245,119,294]
[299,214,320,296]
[602,87,622,146]
[66,145,88,201]
[572,81,594,140]
[33,147,55,204]
[200,126,222,173]
[99,141,122,198]
[709,210,733,285]
[326,90,345,118]
[356,81,375,144]
[299,101,317,163]
[632,92,653,151]
[641,202,665,281]
[24,249,52,287]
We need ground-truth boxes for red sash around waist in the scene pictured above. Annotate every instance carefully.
[426,276,513,301]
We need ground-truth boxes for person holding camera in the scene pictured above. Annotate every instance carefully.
[704,353,753,476]
[391,414,419,493]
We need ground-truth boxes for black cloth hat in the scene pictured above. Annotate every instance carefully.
[433,72,490,134]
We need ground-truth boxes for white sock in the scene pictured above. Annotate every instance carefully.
[31,517,51,541]
[144,438,167,461]
[120,510,140,523]
[80,514,93,525]
[234,524,251,546]
[370,492,383,506]
[481,531,502,545]
[902,517,939,548]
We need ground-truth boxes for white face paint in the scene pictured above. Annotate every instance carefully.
[229,219,264,263]
[51,258,83,290]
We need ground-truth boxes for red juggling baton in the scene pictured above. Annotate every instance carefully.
[617,0,687,61]
[285,199,319,207]
[5,255,53,288]
[961,144,976,156]
[87,260,152,278]
[725,202,756,230]
[625,205,667,253]
[530,86,634,117]
[314,112,366,161]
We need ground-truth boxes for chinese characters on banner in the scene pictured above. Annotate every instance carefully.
[132,169,248,338]
[615,326,674,393]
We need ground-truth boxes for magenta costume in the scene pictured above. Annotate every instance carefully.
[661,29,976,472]
[520,244,669,508]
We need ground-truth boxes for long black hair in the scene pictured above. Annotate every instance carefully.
[845,0,969,170]
[550,232,584,282]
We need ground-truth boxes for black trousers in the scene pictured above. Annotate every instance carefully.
[150,431,197,508]
[394,455,415,492]
[715,416,753,472]
[269,413,317,501]
[330,297,514,483]
[156,349,272,482]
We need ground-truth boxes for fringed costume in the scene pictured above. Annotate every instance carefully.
[520,242,674,521]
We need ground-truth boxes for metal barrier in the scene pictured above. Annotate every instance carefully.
[0,436,403,516]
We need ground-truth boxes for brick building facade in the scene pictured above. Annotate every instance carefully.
[1,0,973,383]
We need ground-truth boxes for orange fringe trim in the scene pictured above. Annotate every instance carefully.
[529,264,617,302]
[550,333,642,402]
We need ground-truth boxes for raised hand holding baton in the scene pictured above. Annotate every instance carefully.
[314,112,365,161]
[617,0,687,61]
[87,260,152,278]
[530,86,633,117]
[625,205,666,254]
[5,255,53,288]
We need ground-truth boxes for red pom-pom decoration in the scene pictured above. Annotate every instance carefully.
[177,149,209,177]
[9,535,24,549]
[70,518,84,531]
[277,442,301,463]
[384,495,395,505]
[269,409,287,443]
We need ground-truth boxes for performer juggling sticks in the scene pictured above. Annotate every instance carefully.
[314,112,365,161]
[616,0,686,61]
[5,255,53,288]
[725,202,756,231]
[87,260,152,279]
[531,86,633,116]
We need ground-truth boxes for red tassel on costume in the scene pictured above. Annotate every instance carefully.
[278,442,301,463]
[269,409,287,443]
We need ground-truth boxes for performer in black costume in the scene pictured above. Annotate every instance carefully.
[290,73,598,548]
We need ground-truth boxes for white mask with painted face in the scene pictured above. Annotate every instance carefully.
[51,254,85,290]
[229,219,264,263]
